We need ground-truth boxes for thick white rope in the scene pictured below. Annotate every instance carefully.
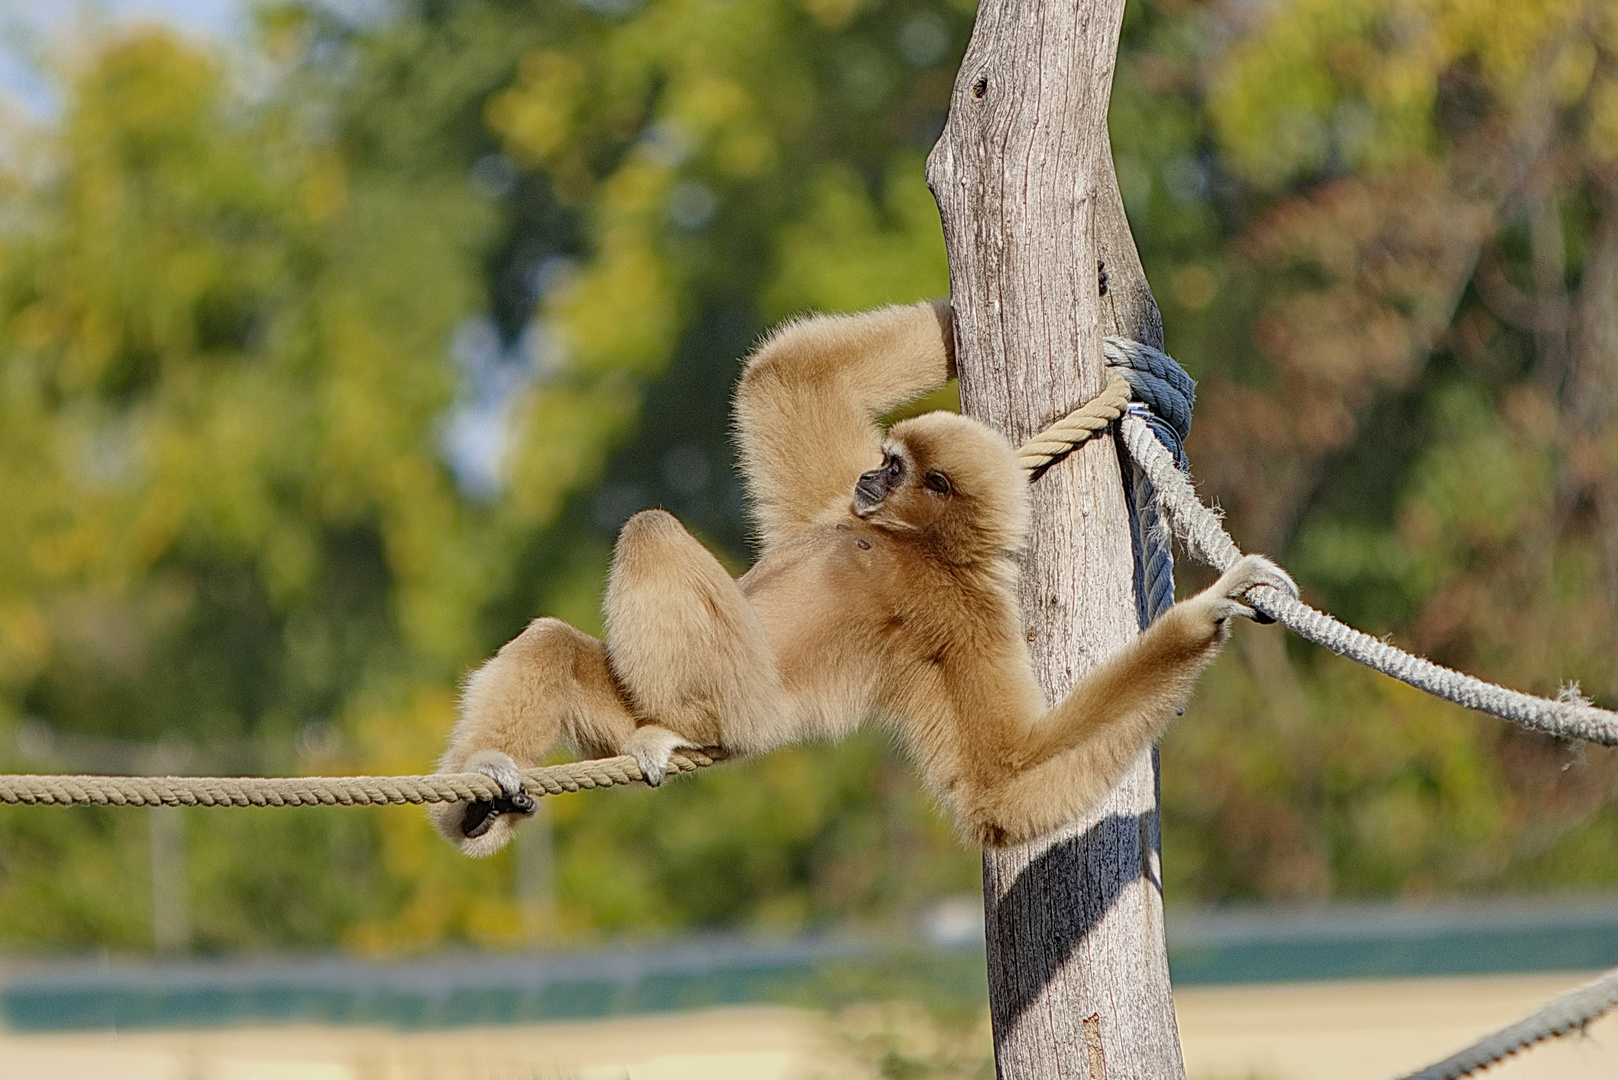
[0,751,721,807]
[1395,965,1618,1080]
[1119,414,1618,747]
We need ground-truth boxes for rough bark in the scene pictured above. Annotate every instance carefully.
[925,0,1183,1076]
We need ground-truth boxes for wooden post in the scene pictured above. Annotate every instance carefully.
[925,0,1182,1077]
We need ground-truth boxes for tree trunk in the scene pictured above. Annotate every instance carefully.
[925,0,1183,1077]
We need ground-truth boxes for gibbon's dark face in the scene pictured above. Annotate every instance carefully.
[854,412,1029,562]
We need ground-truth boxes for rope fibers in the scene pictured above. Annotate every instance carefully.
[1397,965,1618,1080]
[0,751,721,807]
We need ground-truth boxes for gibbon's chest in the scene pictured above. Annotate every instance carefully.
[741,521,910,646]
[743,520,905,589]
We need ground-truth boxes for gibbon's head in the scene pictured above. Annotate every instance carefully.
[853,411,1028,561]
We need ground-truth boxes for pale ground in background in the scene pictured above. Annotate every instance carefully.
[0,971,1614,1079]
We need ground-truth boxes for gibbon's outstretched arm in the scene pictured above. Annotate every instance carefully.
[735,299,955,547]
[899,555,1295,848]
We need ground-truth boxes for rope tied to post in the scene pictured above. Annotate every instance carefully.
[1013,337,1618,749]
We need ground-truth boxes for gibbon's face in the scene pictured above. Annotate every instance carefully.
[853,412,1028,562]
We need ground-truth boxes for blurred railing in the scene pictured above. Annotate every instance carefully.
[2,898,1615,1032]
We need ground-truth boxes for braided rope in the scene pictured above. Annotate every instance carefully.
[1397,965,1618,1080]
[1124,418,1178,625]
[1118,414,1618,746]
[1103,337,1194,440]
[0,751,721,807]
[1015,371,1133,472]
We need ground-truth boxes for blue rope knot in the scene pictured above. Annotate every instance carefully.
[1104,336,1193,470]
[1102,336,1195,626]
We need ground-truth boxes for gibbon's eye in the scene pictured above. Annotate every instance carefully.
[924,470,953,495]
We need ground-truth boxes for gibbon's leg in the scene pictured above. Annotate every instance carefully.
[952,555,1297,847]
[604,509,787,784]
[430,617,636,857]
[735,300,956,546]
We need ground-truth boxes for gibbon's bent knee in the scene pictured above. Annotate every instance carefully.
[618,508,682,543]
[505,616,580,656]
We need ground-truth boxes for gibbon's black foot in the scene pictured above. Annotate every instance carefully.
[459,748,536,839]
[459,791,536,839]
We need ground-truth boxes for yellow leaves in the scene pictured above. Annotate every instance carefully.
[300,151,348,224]
[68,30,221,156]
[798,0,863,30]
[1549,37,1597,105]
[673,73,751,133]
[534,153,680,388]
[1588,77,1618,159]
[766,157,948,318]
[506,380,639,526]
[715,129,778,178]
[1211,0,1600,186]
[0,602,50,686]
[1435,0,1583,91]
[487,50,588,168]
[551,247,676,379]
[1210,0,1376,185]
[669,75,779,179]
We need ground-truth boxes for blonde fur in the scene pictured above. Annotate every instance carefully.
[432,299,1294,853]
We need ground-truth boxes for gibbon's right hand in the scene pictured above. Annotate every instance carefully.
[458,749,536,839]
[1205,554,1298,626]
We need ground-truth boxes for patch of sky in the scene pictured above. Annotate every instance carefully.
[668,179,716,230]
[896,14,948,68]
[0,1,383,118]
[470,153,519,201]
[441,315,565,500]
[1162,154,1209,204]
[638,120,692,169]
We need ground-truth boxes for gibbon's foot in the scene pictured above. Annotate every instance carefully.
[458,749,536,840]
[624,724,699,787]
[1206,554,1298,625]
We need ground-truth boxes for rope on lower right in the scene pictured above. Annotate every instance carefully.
[1396,964,1618,1080]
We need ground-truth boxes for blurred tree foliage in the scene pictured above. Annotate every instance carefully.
[0,0,976,953]
[0,0,1614,955]
[1161,0,1618,901]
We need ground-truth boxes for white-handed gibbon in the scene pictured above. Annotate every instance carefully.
[431,300,1295,855]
